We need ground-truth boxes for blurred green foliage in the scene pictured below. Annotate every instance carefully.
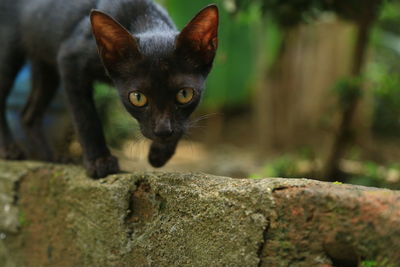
[348,161,383,187]
[251,153,400,189]
[369,64,400,136]
[377,0,400,34]
[361,261,378,267]
[355,161,400,189]
[368,0,400,136]
[251,155,298,178]
[251,147,315,178]
[333,77,363,110]
[232,0,384,26]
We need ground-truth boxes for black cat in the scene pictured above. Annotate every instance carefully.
[0,0,219,178]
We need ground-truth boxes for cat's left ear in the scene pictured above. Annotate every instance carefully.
[176,5,219,66]
[90,10,141,75]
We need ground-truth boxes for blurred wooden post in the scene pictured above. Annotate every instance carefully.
[255,18,365,159]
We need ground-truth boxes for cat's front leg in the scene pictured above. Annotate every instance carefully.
[63,79,120,178]
[148,140,179,168]
[58,52,120,179]
[62,76,120,178]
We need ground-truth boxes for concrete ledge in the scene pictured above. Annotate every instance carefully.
[0,161,399,266]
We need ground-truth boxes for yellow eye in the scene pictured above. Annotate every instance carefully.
[176,88,194,105]
[129,92,148,107]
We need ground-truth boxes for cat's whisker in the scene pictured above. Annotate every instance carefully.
[185,125,208,138]
[129,141,135,159]
[140,138,148,159]
[181,134,199,165]
[187,112,221,131]
[130,131,144,158]
[190,112,221,122]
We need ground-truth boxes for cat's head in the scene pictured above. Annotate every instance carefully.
[90,5,219,167]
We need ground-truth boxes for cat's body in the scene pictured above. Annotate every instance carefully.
[0,0,218,178]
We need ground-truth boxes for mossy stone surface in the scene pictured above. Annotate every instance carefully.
[0,161,399,266]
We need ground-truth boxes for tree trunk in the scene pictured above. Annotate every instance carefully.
[322,1,382,179]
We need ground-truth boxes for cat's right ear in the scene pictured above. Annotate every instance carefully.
[90,10,141,74]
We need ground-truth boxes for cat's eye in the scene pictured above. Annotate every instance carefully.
[176,88,194,105]
[129,92,148,107]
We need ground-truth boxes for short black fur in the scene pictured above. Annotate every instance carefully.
[0,0,219,178]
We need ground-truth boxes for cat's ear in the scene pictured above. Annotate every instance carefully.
[90,10,141,74]
[176,5,219,66]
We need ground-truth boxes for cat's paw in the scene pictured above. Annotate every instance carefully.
[0,143,25,160]
[85,155,120,179]
[148,142,176,168]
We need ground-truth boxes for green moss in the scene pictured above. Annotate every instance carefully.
[53,170,63,178]
[18,211,28,227]
[1,161,400,266]
[279,241,295,252]
[361,261,377,267]
[362,260,397,267]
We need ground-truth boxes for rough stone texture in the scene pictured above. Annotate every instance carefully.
[0,161,399,267]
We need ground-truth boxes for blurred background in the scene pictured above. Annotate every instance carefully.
[8,0,400,189]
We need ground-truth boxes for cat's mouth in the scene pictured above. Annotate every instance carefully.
[141,130,181,168]
[140,129,181,144]
[148,141,178,168]
[153,136,176,143]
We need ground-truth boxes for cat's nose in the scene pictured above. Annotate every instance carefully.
[153,121,173,138]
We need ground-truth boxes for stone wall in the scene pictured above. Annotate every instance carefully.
[0,161,399,266]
